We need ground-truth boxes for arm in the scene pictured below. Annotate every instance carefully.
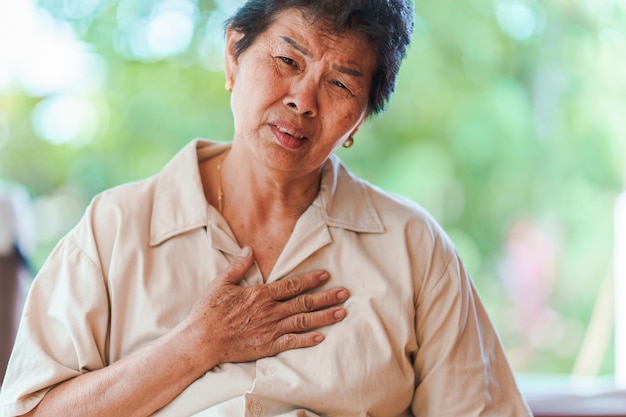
[22,246,349,417]
[411,251,531,416]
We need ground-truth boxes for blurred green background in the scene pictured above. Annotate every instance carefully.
[0,0,624,378]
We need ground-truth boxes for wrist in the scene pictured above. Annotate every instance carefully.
[169,314,222,374]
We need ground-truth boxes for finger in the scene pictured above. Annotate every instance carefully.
[266,271,331,301]
[218,246,255,285]
[279,306,347,334]
[286,287,350,315]
[271,332,326,354]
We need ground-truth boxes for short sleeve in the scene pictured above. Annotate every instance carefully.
[411,250,532,416]
[0,219,110,417]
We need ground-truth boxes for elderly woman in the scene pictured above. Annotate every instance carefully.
[0,1,532,416]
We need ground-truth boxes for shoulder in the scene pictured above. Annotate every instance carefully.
[335,160,452,250]
[366,179,440,232]
[333,160,460,280]
[79,138,212,233]
[366,177,457,263]
[88,176,158,222]
[76,175,159,240]
[66,176,159,267]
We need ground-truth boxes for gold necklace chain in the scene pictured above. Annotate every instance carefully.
[217,150,229,214]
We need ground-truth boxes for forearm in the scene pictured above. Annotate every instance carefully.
[23,323,214,417]
[17,250,347,416]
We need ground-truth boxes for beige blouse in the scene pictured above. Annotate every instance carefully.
[0,139,532,417]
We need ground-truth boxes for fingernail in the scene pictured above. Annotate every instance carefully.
[314,334,324,343]
[336,290,348,301]
[239,246,251,257]
[333,308,347,320]
[318,272,330,282]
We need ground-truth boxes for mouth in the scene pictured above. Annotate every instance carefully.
[269,122,310,149]
[276,125,307,140]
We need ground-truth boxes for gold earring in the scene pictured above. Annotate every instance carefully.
[342,136,354,149]
[225,79,233,92]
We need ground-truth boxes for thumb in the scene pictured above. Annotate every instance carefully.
[219,246,254,286]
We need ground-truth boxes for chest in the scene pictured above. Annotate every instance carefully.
[106,227,420,415]
[229,219,295,281]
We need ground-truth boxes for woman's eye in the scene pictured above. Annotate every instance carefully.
[333,80,349,90]
[280,56,297,67]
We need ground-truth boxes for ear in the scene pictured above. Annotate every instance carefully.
[224,28,245,87]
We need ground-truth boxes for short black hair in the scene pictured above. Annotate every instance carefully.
[225,0,414,116]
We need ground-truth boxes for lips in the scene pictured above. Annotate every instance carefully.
[276,125,305,139]
[269,121,310,149]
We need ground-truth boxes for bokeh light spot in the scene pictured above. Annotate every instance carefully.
[115,0,197,61]
[146,6,195,57]
[495,0,545,42]
[31,95,100,146]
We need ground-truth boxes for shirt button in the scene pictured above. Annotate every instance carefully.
[249,399,264,417]
[266,364,277,375]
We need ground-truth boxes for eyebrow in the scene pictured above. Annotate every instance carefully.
[280,36,311,56]
[279,35,363,78]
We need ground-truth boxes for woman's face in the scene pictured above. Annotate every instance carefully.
[225,8,377,178]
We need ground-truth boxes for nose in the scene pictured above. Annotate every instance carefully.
[283,77,318,117]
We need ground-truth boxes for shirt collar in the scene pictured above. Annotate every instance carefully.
[150,139,384,246]
[150,139,228,246]
[316,155,385,233]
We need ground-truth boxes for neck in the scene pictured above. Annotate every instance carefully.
[219,143,322,222]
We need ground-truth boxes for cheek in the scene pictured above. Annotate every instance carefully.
[234,63,282,113]
[332,111,359,138]
[230,73,263,122]
[244,54,281,87]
